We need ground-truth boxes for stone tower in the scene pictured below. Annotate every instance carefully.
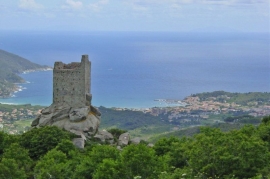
[32,55,101,146]
[53,55,91,108]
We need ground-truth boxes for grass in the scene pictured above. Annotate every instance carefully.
[13,119,33,132]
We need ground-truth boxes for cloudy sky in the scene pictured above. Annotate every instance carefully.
[0,0,269,32]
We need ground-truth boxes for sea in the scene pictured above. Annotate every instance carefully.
[0,31,269,108]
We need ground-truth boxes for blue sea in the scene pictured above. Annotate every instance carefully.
[0,31,269,108]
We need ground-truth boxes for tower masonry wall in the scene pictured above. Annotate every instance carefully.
[53,55,91,108]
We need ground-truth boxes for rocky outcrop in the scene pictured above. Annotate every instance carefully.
[130,137,141,145]
[31,57,102,149]
[147,143,154,147]
[72,138,85,149]
[94,130,114,144]
[118,132,130,146]
[32,103,101,138]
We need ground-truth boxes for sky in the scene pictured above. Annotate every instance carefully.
[0,0,269,32]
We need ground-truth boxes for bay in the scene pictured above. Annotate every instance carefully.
[0,31,269,108]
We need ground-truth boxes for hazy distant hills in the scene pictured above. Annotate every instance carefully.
[0,49,50,83]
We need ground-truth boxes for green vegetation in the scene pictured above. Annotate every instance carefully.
[1,89,269,140]
[0,80,17,97]
[19,126,73,160]
[0,104,44,134]
[192,91,270,105]
[0,117,270,179]
[149,126,201,143]
[99,106,174,139]
[107,128,128,140]
[0,103,43,113]
[224,114,261,124]
[262,115,270,124]
[0,49,45,81]
[149,123,247,143]
[99,106,167,130]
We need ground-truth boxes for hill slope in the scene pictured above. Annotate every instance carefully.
[0,49,50,97]
[0,49,49,82]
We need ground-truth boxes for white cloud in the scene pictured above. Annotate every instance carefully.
[18,0,43,11]
[186,0,269,5]
[61,0,83,10]
[123,0,269,7]
[88,0,109,12]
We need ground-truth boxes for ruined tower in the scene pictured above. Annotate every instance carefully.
[53,55,91,108]
[32,54,100,147]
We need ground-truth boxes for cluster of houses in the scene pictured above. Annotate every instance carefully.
[0,106,42,134]
[113,95,270,126]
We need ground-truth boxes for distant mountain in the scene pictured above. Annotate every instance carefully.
[0,49,51,97]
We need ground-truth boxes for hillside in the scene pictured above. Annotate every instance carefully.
[2,90,268,138]
[0,49,51,97]
[98,91,270,139]
[1,118,269,179]
[191,91,270,105]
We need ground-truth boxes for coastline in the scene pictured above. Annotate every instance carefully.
[21,67,53,74]
[154,99,188,107]
[0,67,53,99]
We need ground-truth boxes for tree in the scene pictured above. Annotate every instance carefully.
[74,145,120,179]
[153,136,191,170]
[228,129,269,178]
[262,115,270,124]
[0,131,19,156]
[20,126,72,160]
[165,137,191,169]
[0,158,27,179]
[158,167,195,179]
[186,126,269,178]
[55,139,77,157]
[62,150,84,179]
[34,149,68,179]
[120,144,163,179]
[153,136,180,156]
[107,128,127,141]
[2,143,33,178]
[258,118,270,145]
[93,159,122,179]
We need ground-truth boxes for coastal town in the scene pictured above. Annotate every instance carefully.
[1,91,270,134]
[114,92,270,127]
[147,95,270,117]
[0,104,43,134]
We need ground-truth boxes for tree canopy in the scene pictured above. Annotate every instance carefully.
[0,116,269,179]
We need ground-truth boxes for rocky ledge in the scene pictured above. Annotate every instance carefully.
[32,103,101,140]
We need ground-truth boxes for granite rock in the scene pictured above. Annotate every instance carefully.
[130,137,141,145]
[94,130,114,143]
[32,104,100,137]
[118,132,130,146]
[72,138,85,149]
[69,107,90,122]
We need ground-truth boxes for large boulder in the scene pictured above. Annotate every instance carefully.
[94,130,114,144]
[32,104,101,138]
[130,137,141,145]
[72,138,85,149]
[118,132,130,146]
[69,107,90,122]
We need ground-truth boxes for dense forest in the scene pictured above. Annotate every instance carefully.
[99,106,170,130]
[0,116,269,179]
